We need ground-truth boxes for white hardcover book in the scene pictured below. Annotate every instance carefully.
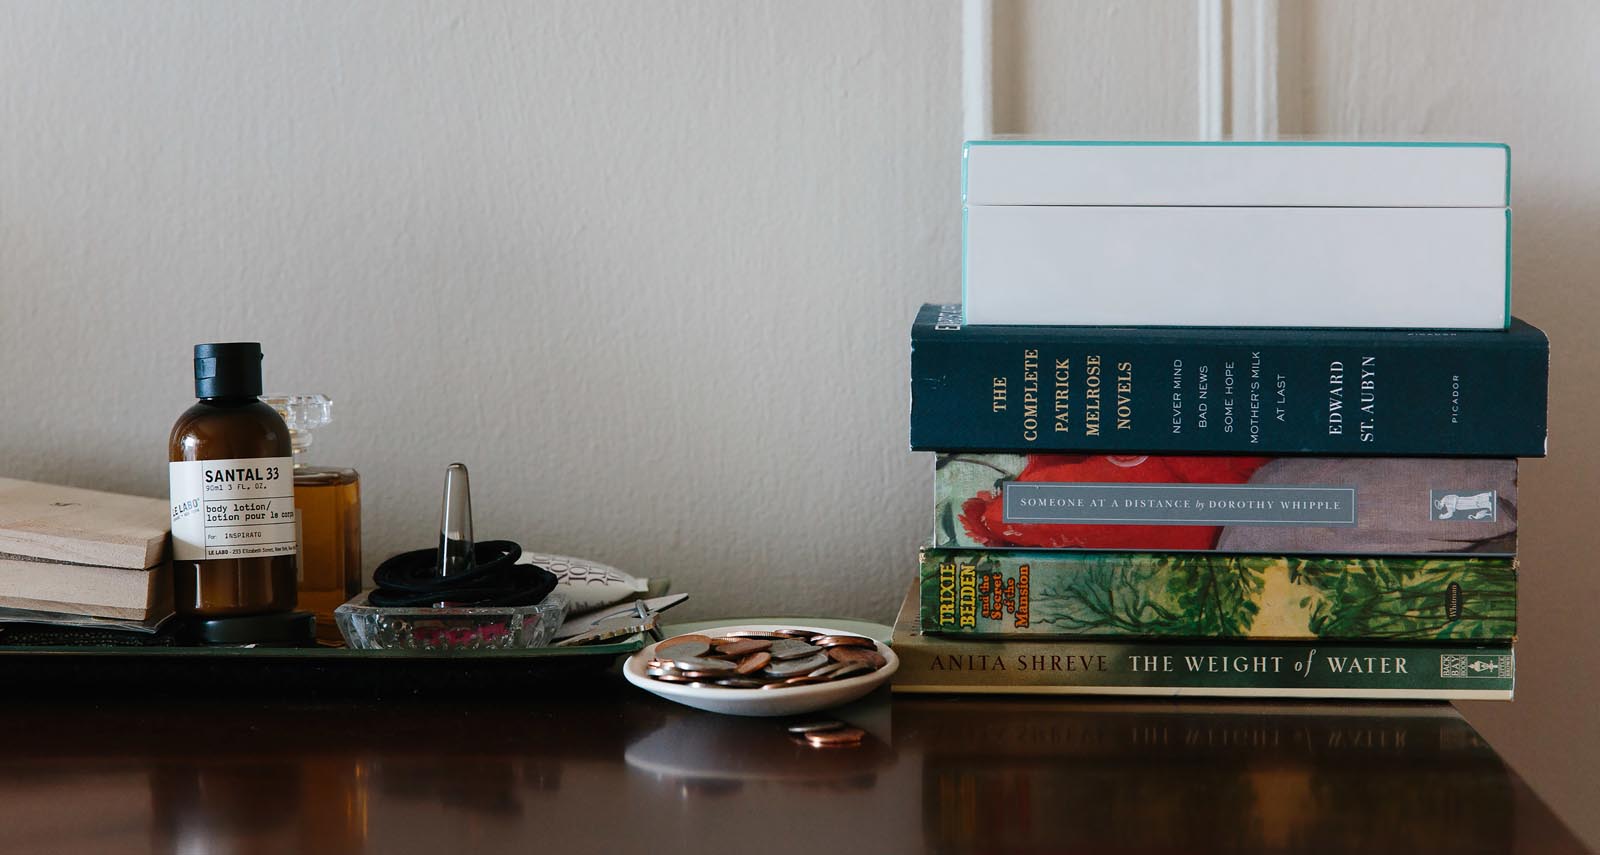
[962,205,1510,329]
[963,140,1510,207]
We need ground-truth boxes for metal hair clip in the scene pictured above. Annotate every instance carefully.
[552,593,689,646]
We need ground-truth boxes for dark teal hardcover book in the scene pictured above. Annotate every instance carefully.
[909,304,1548,457]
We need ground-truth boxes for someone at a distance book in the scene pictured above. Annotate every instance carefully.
[887,585,1514,700]
[935,453,1517,555]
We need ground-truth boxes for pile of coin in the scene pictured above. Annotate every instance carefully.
[643,628,888,690]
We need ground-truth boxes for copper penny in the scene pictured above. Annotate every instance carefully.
[655,635,712,659]
[805,727,866,747]
[781,675,829,686]
[827,646,887,668]
[813,635,876,648]
[735,651,772,674]
[716,639,772,657]
[786,720,845,734]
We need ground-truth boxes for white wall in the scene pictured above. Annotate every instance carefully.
[1291,3,1600,844]
[0,0,959,622]
[2,0,1596,845]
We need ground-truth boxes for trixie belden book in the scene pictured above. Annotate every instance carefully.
[908,304,1549,457]
[888,586,1514,700]
[935,453,1517,555]
[918,548,1515,641]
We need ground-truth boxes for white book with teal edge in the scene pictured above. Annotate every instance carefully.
[963,140,1510,207]
[961,140,1512,329]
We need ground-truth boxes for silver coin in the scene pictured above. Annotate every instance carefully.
[768,639,823,660]
[672,656,738,672]
[828,662,873,680]
[807,662,847,678]
[714,677,769,689]
[786,720,845,734]
[763,652,830,677]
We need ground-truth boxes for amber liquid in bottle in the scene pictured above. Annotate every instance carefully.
[168,397,299,616]
[293,465,361,643]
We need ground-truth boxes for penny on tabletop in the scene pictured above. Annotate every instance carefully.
[805,727,866,747]
[786,720,846,734]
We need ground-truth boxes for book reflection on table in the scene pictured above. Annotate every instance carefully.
[895,699,1511,853]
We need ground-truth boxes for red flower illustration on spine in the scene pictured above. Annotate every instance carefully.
[958,455,1271,550]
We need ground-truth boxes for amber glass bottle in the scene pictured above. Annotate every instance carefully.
[168,343,298,616]
[266,394,362,643]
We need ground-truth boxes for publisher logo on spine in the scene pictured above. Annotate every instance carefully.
[1440,654,1512,679]
[1431,489,1497,522]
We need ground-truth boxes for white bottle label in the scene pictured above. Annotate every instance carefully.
[169,457,298,561]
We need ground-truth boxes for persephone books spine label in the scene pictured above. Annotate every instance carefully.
[1003,483,1358,526]
[169,457,298,560]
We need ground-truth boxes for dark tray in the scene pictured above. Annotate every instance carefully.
[0,636,645,697]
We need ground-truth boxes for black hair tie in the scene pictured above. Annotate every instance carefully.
[369,540,557,607]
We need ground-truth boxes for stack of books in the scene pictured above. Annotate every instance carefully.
[0,478,174,641]
[892,140,1549,700]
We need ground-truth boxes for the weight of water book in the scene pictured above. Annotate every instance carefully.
[888,586,1514,700]
[917,548,1516,641]
[935,453,1517,555]
[909,304,1550,457]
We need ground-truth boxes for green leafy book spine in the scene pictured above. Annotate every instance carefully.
[919,549,1515,641]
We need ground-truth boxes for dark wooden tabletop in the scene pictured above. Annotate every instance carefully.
[0,682,1585,854]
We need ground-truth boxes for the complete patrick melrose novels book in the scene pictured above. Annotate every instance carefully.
[909,304,1549,456]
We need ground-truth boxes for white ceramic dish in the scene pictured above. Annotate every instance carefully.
[622,623,899,717]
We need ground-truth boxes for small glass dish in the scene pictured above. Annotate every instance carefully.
[334,592,569,651]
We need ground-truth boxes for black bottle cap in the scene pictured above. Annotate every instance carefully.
[193,342,264,399]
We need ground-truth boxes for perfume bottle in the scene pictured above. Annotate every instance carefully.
[266,394,361,643]
[169,343,298,617]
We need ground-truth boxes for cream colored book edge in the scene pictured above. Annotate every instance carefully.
[0,557,172,620]
[0,477,170,569]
